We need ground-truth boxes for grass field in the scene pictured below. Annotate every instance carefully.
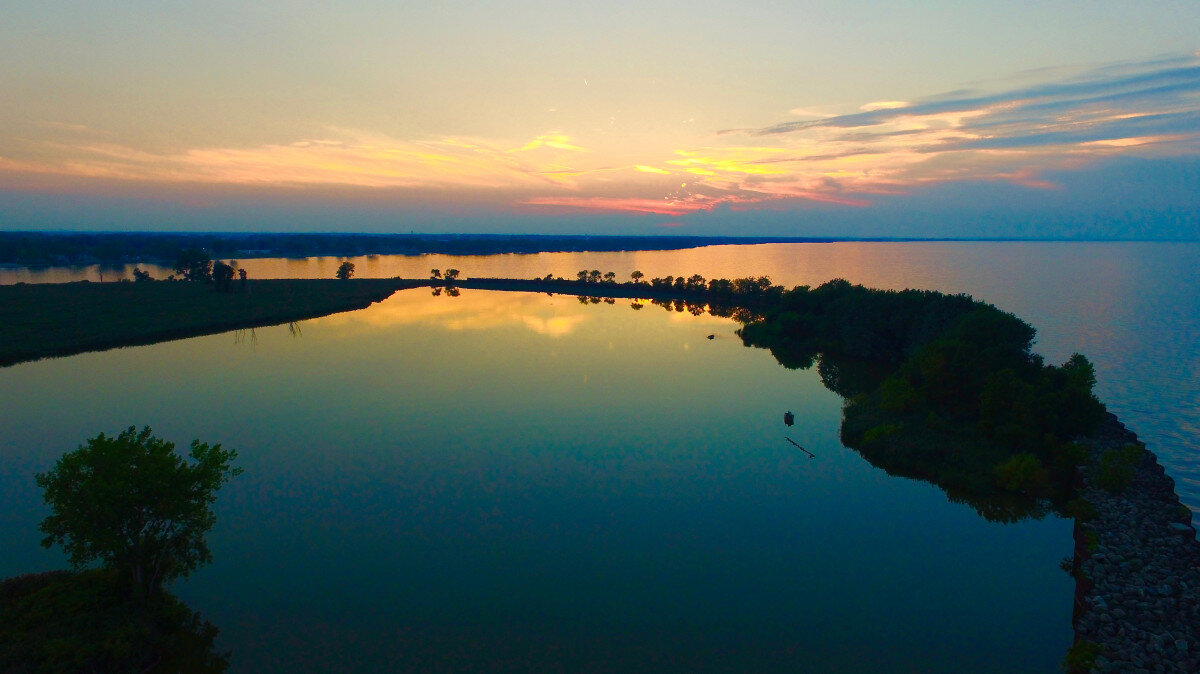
[0,278,418,367]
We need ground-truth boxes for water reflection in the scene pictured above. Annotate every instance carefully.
[629,292,1068,524]
[7,242,1195,521]
[0,287,1073,673]
[233,328,258,347]
[324,288,599,338]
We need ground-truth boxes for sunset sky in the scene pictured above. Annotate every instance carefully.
[2,1,1199,238]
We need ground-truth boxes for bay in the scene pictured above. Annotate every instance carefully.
[2,286,1071,671]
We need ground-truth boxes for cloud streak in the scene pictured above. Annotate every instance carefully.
[2,55,1199,218]
[1,129,595,191]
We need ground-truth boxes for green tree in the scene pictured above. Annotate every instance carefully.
[36,427,242,602]
[336,261,355,280]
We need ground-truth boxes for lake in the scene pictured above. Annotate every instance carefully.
[2,241,1196,671]
[6,241,1197,515]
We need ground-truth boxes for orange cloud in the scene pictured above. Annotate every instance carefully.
[3,55,1197,218]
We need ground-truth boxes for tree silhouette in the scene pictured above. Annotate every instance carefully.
[173,249,212,282]
[430,268,442,279]
[444,268,460,281]
[212,261,235,292]
[336,261,355,280]
[631,270,644,284]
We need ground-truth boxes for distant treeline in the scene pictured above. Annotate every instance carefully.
[0,232,827,267]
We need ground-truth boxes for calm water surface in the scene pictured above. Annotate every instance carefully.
[1,288,1073,672]
[9,241,1197,515]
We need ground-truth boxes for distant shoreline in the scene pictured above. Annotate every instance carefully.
[3,232,1194,269]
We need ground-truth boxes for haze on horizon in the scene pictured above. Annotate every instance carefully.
[2,1,1198,239]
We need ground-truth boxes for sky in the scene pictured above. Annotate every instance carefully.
[2,1,1199,238]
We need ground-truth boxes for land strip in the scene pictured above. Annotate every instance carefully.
[1071,416,1200,672]
[0,278,418,367]
[0,232,823,267]
[438,277,740,302]
[0,276,711,369]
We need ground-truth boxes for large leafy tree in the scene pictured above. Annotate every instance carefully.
[36,427,241,601]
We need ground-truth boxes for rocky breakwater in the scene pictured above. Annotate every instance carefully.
[1071,413,1200,673]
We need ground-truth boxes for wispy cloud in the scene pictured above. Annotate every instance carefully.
[605,54,1200,214]
[1,129,596,191]
[3,55,1199,217]
[516,55,1200,215]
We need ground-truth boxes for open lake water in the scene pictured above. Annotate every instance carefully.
[2,241,1196,671]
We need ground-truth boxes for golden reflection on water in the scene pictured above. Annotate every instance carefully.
[320,287,734,338]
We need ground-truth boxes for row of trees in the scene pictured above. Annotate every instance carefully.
[168,248,247,292]
[2,231,768,266]
[175,247,356,284]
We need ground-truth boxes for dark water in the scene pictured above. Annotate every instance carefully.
[2,288,1072,672]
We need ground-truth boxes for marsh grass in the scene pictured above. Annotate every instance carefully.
[0,279,408,367]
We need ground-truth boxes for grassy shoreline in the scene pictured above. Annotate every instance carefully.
[0,276,719,369]
[0,278,421,368]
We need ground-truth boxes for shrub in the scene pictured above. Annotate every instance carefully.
[863,423,903,444]
[1061,640,1100,673]
[1094,443,1143,493]
[1064,498,1097,522]
[993,452,1048,493]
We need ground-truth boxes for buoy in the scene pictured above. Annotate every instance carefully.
[784,411,795,426]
